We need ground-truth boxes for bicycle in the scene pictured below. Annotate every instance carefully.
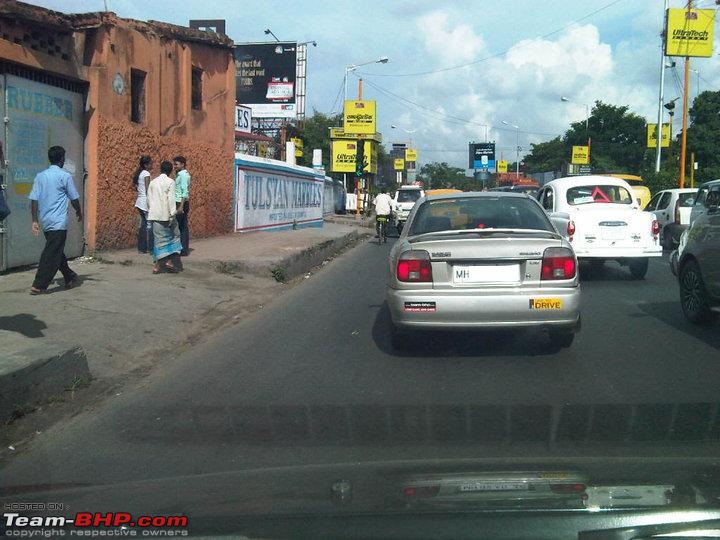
[376,215,388,244]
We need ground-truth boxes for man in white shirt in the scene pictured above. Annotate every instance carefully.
[374,187,393,237]
[146,161,182,274]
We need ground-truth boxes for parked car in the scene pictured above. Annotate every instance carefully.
[536,176,662,279]
[387,192,581,350]
[645,188,697,249]
[392,185,425,233]
[491,184,540,197]
[690,179,720,226]
[608,174,652,210]
[670,182,720,325]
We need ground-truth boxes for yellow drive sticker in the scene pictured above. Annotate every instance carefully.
[529,298,563,310]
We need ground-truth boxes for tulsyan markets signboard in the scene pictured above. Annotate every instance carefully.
[665,8,715,58]
[234,155,324,232]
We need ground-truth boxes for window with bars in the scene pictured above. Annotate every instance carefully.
[191,66,202,110]
[130,68,146,123]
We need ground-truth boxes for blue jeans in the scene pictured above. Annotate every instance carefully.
[137,208,154,253]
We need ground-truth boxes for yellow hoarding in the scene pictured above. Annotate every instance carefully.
[647,123,671,148]
[343,100,377,134]
[405,148,418,162]
[331,140,377,174]
[666,8,715,58]
[497,160,508,173]
[329,127,383,142]
[290,137,303,157]
[394,158,405,171]
[571,145,590,165]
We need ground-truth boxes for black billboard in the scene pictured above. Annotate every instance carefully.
[469,143,496,169]
[235,42,297,118]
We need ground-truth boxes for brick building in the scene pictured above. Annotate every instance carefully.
[0,1,235,269]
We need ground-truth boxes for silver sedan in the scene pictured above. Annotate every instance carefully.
[387,192,581,349]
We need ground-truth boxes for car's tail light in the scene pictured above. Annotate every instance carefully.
[541,247,576,280]
[550,483,586,494]
[651,219,660,236]
[566,220,575,239]
[674,200,681,224]
[397,250,433,282]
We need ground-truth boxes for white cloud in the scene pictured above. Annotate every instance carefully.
[418,11,485,65]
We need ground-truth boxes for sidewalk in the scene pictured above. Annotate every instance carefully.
[0,222,370,424]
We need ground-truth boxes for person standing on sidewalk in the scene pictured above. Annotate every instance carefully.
[28,146,82,295]
[133,155,154,254]
[173,156,191,256]
[147,160,182,274]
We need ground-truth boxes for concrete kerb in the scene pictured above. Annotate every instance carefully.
[0,339,90,425]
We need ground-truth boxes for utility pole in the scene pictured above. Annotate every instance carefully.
[679,0,692,189]
[655,0,669,172]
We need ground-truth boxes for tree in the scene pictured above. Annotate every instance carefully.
[685,90,720,184]
[564,101,647,174]
[289,111,342,170]
[523,136,566,174]
[417,162,468,189]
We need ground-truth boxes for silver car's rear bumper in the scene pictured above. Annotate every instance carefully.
[388,286,581,330]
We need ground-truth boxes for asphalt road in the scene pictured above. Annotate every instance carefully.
[4,237,720,488]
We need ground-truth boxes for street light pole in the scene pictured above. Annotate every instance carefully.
[655,0,669,172]
[344,56,389,103]
[502,121,520,179]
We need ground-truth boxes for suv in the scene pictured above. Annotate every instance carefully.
[645,188,698,249]
[392,186,425,233]
[670,179,720,324]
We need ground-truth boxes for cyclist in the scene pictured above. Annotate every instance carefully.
[374,187,393,239]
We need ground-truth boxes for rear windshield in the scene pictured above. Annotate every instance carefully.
[409,197,554,235]
[678,192,697,207]
[397,190,422,203]
[566,185,633,205]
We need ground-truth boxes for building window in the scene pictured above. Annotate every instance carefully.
[130,69,146,123]
[191,66,203,110]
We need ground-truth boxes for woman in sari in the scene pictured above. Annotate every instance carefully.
[146,160,182,273]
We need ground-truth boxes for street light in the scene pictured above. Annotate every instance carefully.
[344,56,389,102]
[560,96,590,134]
[264,28,280,42]
[502,121,521,178]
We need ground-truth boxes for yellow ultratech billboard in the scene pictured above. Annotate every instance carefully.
[647,123,671,149]
[343,100,377,134]
[571,145,590,165]
[497,160,508,173]
[405,148,418,162]
[290,137,303,157]
[666,8,715,58]
[394,158,405,171]
[331,140,377,174]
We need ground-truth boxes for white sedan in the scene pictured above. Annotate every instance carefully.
[536,176,662,279]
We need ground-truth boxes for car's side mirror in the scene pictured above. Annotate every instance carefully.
[706,192,720,213]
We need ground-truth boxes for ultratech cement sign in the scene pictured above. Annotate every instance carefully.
[665,8,715,57]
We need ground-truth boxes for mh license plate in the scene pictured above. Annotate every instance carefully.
[529,298,563,309]
[453,264,520,284]
[460,482,527,492]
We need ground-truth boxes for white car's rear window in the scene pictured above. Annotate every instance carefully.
[566,185,633,205]
[397,190,422,203]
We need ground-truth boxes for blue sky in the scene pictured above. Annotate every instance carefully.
[29,0,720,169]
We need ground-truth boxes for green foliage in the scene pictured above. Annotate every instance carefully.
[686,91,720,184]
[523,137,566,174]
[290,111,342,171]
[642,169,680,194]
[417,162,468,189]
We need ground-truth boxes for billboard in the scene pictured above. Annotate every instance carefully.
[343,100,377,134]
[405,148,418,162]
[235,42,297,118]
[469,143,495,169]
[571,145,590,165]
[394,158,405,171]
[235,105,252,133]
[331,140,377,174]
[647,123,671,148]
[665,8,715,58]
[497,160,508,173]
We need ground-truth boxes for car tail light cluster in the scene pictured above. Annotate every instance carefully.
[397,250,433,282]
[403,485,440,498]
[566,220,576,241]
[541,247,576,280]
[652,219,660,237]
[674,200,681,224]
[550,483,587,494]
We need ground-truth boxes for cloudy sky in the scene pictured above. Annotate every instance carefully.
[30,0,720,169]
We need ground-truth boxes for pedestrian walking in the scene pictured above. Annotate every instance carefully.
[133,155,154,253]
[173,155,191,256]
[28,146,82,295]
[147,160,182,274]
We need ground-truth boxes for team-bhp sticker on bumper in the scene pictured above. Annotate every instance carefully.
[404,301,436,312]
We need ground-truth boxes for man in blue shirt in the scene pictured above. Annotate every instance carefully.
[173,155,191,256]
[28,146,83,294]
